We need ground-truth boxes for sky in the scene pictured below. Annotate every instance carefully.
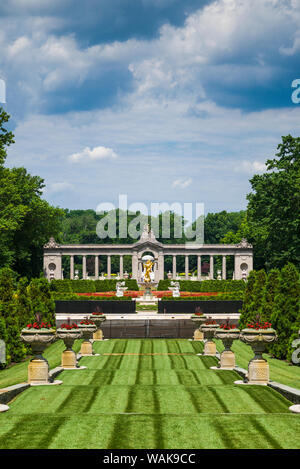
[1,0,300,215]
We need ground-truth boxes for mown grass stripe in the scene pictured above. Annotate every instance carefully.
[247,416,283,449]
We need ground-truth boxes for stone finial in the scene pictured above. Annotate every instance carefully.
[44,237,60,249]
[236,238,252,248]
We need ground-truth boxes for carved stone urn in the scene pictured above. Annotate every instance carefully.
[190,313,206,341]
[20,325,56,385]
[214,326,240,369]
[200,322,219,356]
[56,325,82,369]
[91,313,106,341]
[240,326,277,385]
[78,320,97,356]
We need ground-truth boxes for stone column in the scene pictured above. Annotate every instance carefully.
[70,255,74,280]
[119,255,124,279]
[197,255,201,280]
[95,255,99,280]
[172,255,176,279]
[222,255,226,280]
[158,253,164,281]
[185,255,189,280]
[132,252,138,280]
[82,255,87,279]
[107,255,111,279]
[209,255,214,280]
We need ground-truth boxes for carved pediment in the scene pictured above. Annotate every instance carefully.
[44,237,60,249]
[133,224,163,249]
[236,238,252,248]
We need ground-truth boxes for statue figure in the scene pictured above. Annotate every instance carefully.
[144,259,154,283]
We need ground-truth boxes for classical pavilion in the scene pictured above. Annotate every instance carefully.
[43,225,253,282]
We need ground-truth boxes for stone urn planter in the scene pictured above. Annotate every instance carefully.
[20,322,57,385]
[56,323,83,369]
[190,310,206,341]
[239,320,277,385]
[91,310,106,341]
[214,324,240,369]
[78,320,97,356]
[200,320,219,356]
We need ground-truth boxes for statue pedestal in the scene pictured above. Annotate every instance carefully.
[248,359,269,385]
[61,350,77,369]
[193,329,204,341]
[28,358,49,385]
[80,340,93,356]
[204,340,216,356]
[93,329,103,341]
[220,350,235,369]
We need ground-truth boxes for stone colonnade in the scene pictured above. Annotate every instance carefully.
[43,235,253,282]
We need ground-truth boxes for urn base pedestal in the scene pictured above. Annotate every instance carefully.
[61,350,77,369]
[28,358,49,385]
[0,405,9,412]
[193,329,204,341]
[93,329,103,341]
[204,340,216,356]
[248,359,269,385]
[219,350,235,369]
[80,340,93,356]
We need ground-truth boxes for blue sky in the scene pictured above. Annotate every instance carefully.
[1,0,300,215]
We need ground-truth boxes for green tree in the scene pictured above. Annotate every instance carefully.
[14,277,33,327]
[28,277,55,325]
[0,107,14,166]
[0,268,26,363]
[260,269,280,323]
[0,109,63,278]
[247,135,300,270]
[270,263,300,360]
[239,270,257,329]
[251,269,267,318]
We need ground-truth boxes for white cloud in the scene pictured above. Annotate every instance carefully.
[46,182,74,194]
[69,145,118,162]
[236,160,267,173]
[172,178,193,189]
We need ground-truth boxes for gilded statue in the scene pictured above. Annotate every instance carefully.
[144,259,153,283]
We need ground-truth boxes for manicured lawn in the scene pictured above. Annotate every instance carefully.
[0,340,82,389]
[0,339,299,449]
[215,339,300,390]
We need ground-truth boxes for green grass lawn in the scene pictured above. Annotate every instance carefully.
[0,339,299,449]
[215,339,300,390]
[0,340,82,389]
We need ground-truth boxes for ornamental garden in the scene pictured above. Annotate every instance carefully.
[0,262,299,449]
[0,108,299,449]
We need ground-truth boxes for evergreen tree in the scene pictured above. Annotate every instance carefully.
[251,269,267,317]
[14,277,33,328]
[270,263,300,360]
[0,268,26,363]
[239,270,257,329]
[260,269,280,323]
[28,277,55,325]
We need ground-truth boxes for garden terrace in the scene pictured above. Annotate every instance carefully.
[0,339,299,449]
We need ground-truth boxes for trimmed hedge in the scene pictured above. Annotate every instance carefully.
[160,292,244,301]
[50,278,139,293]
[157,279,246,292]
